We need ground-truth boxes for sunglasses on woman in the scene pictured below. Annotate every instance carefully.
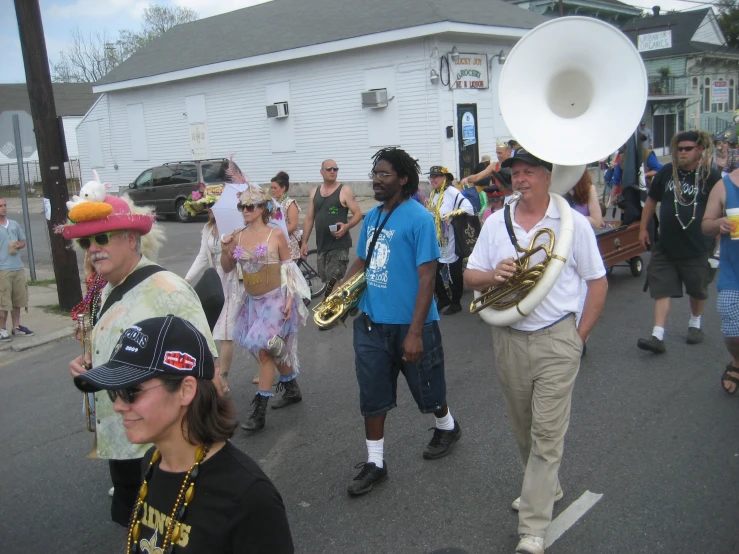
[236,202,265,212]
[107,383,166,404]
[76,230,126,250]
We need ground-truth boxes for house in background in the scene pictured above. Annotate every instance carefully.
[622,7,739,155]
[0,83,98,187]
[78,0,549,195]
[506,0,642,25]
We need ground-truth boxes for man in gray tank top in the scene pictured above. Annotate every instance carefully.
[301,159,362,282]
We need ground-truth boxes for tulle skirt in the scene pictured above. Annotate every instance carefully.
[233,286,302,373]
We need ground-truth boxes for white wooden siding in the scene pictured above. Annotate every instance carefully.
[693,13,725,45]
[61,116,81,159]
[76,37,510,192]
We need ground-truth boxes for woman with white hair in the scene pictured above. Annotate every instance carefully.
[221,182,310,432]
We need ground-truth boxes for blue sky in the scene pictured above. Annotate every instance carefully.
[0,0,710,84]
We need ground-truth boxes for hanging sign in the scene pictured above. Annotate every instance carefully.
[450,53,489,90]
[713,80,729,104]
[637,30,672,52]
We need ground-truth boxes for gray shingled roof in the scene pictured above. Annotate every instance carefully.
[97,0,548,86]
[0,83,97,116]
[621,8,739,59]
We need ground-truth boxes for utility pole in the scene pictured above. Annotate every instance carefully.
[14,0,81,310]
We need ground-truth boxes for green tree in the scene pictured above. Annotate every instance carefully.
[718,0,739,48]
[51,4,198,83]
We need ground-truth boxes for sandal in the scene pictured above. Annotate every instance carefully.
[219,371,230,395]
[721,364,739,395]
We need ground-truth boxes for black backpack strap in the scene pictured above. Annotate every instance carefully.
[97,265,165,321]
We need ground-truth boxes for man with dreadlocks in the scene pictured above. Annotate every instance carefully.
[637,131,721,353]
[342,147,461,497]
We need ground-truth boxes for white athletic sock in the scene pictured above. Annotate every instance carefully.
[689,315,702,329]
[652,326,665,341]
[366,439,384,468]
[435,410,455,431]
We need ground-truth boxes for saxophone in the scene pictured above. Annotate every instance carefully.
[313,271,367,329]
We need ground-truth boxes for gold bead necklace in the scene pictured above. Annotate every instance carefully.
[126,445,209,553]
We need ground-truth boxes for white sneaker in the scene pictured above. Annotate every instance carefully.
[0,328,10,342]
[515,534,545,554]
[108,486,115,497]
[511,489,563,511]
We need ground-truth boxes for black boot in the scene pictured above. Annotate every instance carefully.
[271,379,302,409]
[241,394,269,432]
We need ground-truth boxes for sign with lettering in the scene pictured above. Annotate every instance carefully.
[713,80,729,104]
[637,30,672,52]
[462,112,477,147]
[450,53,489,90]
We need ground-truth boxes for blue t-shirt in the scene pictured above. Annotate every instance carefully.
[0,219,25,271]
[357,200,440,324]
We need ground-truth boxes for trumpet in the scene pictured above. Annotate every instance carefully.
[313,271,366,329]
[76,317,96,433]
[470,227,555,314]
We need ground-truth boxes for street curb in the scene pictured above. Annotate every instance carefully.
[9,327,76,352]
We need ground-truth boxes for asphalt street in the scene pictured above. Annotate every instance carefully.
[2,217,738,553]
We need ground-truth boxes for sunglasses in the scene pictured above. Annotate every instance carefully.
[489,196,504,202]
[324,167,339,172]
[76,230,126,250]
[677,146,696,152]
[107,383,166,404]
[236,203,265,212]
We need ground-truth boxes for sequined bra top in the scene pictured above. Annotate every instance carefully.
[233,229,281,296]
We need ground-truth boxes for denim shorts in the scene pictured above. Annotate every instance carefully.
[353,315,446,417]
[718,290,739,338]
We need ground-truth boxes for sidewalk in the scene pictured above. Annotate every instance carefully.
[0,267,77,354]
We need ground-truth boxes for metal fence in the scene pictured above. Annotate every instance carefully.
[0,158,82,194]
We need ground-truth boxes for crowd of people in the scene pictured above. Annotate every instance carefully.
[55,125,739,553]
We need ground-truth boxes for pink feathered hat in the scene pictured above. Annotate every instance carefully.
[59,196,154,240]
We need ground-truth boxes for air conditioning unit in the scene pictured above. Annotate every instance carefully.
[361,89,388,109]
[266,102,289,118]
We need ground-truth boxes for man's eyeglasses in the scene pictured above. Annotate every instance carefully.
[107,383,166,404]
[324,167,339,172]
[76,230,126,250]
[236,203,264,212]
[368,171,397,180]
[677,146,696,152]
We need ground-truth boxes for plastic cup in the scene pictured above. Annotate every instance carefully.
[329,224,338,233]
[727,208,739,240]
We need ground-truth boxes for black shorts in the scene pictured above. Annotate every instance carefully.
[647,246,714,300]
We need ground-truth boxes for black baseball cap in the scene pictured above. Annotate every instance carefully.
[501,148,553,172]
[74,315,215,393]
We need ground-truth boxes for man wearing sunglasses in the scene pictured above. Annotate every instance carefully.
[60,193,219,527]
[301,159,362,284]
[0,197,33,341]
[637,130,722,353]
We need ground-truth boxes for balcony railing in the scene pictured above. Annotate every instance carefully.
[648,75,678,96]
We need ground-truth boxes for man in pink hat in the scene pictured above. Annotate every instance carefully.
[63,191,219,527]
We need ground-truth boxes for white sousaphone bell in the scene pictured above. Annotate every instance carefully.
[473,16,647,326]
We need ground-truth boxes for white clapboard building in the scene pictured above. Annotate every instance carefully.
[78,0,548,194]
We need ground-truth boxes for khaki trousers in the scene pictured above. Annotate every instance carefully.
[492,315,582,538]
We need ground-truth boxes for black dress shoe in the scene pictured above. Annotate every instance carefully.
[444,304,462,315]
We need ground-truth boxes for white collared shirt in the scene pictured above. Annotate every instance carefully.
[435,186,474,263]
[467,198,605,331]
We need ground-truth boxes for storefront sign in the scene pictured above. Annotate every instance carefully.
[713,80,729,104]
[450,54,489,90]
[637,31,672,52]
[461,112,477,147]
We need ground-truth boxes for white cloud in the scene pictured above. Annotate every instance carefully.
[46,0,150,19]
[173,0,274,18]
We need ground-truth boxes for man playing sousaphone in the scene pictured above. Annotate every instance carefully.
[63,191,219,527]
[464,150,608,554]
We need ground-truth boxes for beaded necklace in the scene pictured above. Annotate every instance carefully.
[672,168,700,230]
[428,183,448,248]
[71,272,107,358]
[126,445,209,553]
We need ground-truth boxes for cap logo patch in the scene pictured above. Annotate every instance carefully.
[163,351,197,371]
[122,326,149,349]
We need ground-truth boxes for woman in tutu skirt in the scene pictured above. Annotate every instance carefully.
[221,182,309,432]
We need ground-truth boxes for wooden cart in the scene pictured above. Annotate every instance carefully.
[595,221,647,277]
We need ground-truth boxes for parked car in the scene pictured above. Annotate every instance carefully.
[128,158,237,222]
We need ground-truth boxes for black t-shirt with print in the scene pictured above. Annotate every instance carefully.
[648,163,721,259]
[133,442,294,554]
